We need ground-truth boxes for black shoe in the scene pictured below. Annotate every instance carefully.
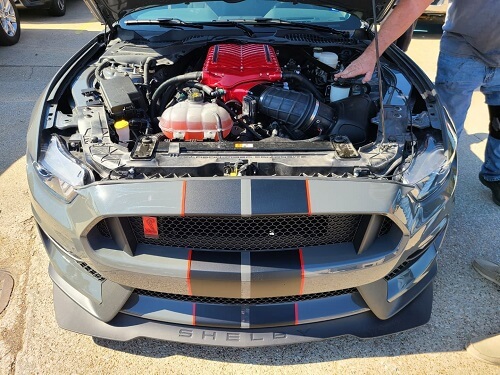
[479,173,500,206]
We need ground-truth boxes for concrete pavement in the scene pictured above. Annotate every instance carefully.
[0,4,498,374]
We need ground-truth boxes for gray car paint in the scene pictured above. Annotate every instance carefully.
[25,4,457,344]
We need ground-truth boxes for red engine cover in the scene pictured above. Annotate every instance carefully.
[201,44,282,103]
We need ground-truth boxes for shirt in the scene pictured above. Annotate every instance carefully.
[441,0,500,67]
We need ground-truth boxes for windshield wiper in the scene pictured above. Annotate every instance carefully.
[252,18,348,36]
[124,18,204,29]
[206,21,255,37]
[124,19,255,37]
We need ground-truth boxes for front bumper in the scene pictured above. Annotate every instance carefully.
[29,170,454,345]
[52,279,435,347]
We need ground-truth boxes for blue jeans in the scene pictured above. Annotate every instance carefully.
[435,49,500,182]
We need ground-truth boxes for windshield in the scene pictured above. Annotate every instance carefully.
[120,1,361,29]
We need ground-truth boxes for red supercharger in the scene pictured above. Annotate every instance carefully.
[200,44,282,103]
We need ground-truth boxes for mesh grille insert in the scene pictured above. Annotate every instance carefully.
[96,220,111,238]
[128,215,362,251]
[135,288,357,305]
[384,261,410,281]
[384,247,428,281]
[379,216,394,237]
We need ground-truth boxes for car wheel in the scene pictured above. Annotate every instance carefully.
[0,0,20,46]
[48,0,65,17]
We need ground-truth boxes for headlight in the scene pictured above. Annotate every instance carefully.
[33,135,93,203]
[402,134,453,201]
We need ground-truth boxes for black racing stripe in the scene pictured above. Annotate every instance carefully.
[185,180,241,215]
[195,304,241,329]
[250,250,302,297]
[190,251,241,297]
[251,180,308,214]
[249,304,295,328]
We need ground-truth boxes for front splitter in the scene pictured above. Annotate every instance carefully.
[53,282,434,347]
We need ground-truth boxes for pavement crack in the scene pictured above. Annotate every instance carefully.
[0,65,61,68]
[25,67,34,81]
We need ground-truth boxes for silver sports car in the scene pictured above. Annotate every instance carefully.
[26,0,457,346]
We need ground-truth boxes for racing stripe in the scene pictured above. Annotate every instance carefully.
[299,248,305,295]
[187,249,193,295]
[184,180,241,215]
[250,250,302,297]
[189,251,241,297]
[194,304,241,329]
[250,304,296,328]
[251,180,308,215]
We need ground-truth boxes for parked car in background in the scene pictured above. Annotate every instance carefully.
[396,0,449,51]
[423,0,449,18]
[15,0,65,16]
[0,0,20,45]
[27,0,457,346]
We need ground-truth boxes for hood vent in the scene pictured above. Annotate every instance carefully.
[182,35,212,43]
[283,33,355,44]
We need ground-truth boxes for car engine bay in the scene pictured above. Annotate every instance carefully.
[42,36,440,181]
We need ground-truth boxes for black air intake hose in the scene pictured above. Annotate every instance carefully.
[281,71,324,102]
[94,58,114,83]
[144,57,156,101]
[150,71,203,119]
[257,86,336,139]
[182,81,215,97]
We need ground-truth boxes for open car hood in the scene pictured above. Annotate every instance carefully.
[84,0,395,28]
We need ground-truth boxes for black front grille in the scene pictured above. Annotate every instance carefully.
[128,215,362,251]
[135,288,357,305]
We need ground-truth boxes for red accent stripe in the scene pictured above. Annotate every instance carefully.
[192,303,196,326]
[187,249,193,295]
[294,303,299,325]
[181,181,187,217]
[299,248,305,295]
[305,180,312,216]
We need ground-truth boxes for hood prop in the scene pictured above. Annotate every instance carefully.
[371,0,387,146]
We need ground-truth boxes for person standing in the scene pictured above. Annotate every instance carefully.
[335,0,500,206]
[335,0,500,366]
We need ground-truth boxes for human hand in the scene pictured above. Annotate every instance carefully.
[334,52,377,83]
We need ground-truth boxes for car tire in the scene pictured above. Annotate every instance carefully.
[48,0,66,17]
[0,0,20,46]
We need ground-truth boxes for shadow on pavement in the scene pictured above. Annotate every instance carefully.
[0,0,100,177]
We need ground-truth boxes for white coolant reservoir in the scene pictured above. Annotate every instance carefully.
[314,48,339,69]
[159,94,232,141]
[330,85,351,102]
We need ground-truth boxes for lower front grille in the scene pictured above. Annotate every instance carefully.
[127,214,363,251]
[134,288,357,305]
